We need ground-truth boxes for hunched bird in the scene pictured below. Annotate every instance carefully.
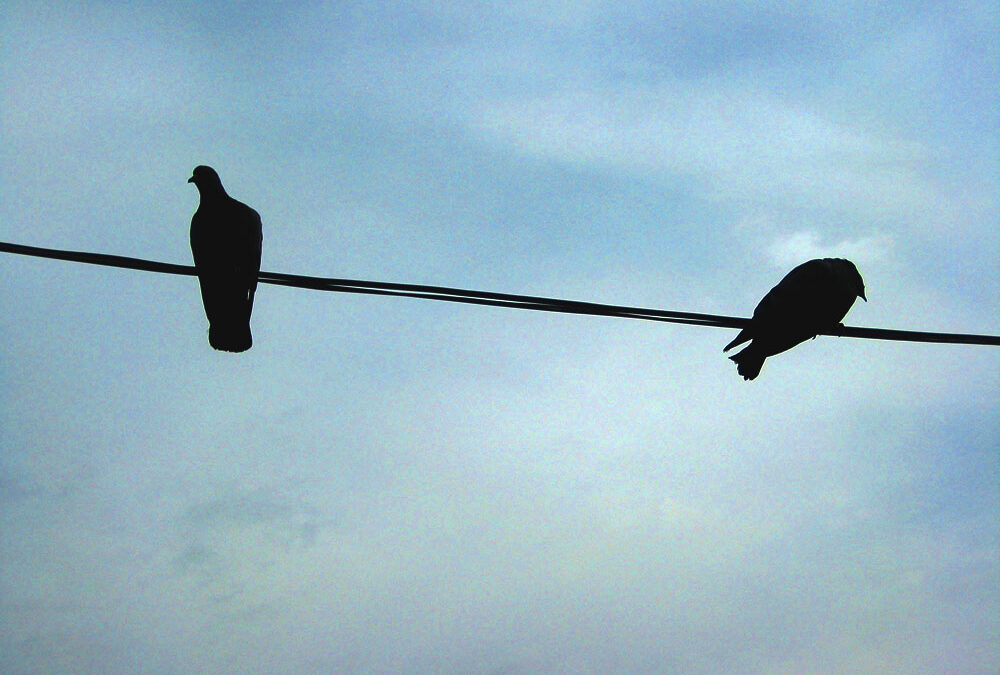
[189,165,262,352]
[724,258,866,380]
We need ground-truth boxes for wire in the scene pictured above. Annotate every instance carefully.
[2,240,998,346]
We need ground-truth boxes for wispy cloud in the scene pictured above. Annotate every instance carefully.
[473,80,935,218]
[173,488,320,584]
[766,230,893,268]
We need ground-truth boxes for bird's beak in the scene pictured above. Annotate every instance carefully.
[187,176,195,183]
[860,291,867,302]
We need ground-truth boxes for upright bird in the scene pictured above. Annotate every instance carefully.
[724,258,866,380]
[189,165,263,352]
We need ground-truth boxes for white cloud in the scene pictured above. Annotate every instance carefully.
[766,230,893,269]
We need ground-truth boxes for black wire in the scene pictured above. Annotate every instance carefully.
[2,240,998,346]
[260,270,746,326]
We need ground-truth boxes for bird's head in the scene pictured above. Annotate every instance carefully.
[837,258,867,302]
[187,165,225,194]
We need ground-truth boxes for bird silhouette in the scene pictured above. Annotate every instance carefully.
[189,165,262,352]
[724,258,866,380]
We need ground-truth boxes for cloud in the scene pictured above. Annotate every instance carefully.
[173,488,320,589]
[1,2,997,674]
[473,81,935,217]
[766,230,893,268]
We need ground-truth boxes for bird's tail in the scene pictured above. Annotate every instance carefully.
[729,345,765,381]
[209,320,252,353]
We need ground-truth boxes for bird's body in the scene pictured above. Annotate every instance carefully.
[189,166,262,352]
[724,258,866,380]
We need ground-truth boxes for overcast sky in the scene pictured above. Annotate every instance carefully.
[1,2,998,673]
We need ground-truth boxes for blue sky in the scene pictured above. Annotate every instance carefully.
[1,1,998,673]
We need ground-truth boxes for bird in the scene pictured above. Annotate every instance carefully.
[188,165,262,352]
[724,258,866,380]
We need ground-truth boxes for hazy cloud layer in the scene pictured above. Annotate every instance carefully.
[1,1,997,673]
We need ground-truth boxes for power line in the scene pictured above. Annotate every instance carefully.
[2,240,998,346]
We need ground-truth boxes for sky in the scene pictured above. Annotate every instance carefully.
[1,1,998,673]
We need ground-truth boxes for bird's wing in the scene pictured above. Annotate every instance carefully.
[751,259,833,325]
[724,260,831,351]
[245,206,262,311]
[189,211,208,267]
[723,328,751,352]
[218,197,263,311]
